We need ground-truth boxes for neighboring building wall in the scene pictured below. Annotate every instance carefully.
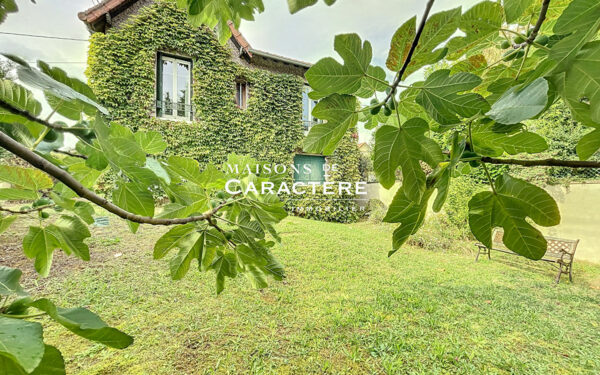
[541,183,600,263]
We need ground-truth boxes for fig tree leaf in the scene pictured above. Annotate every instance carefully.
[446,1,504,60]
[28,298,134,349]
[387,8,461,77]
[373,118,443,201]
[564,41,600,123]
[503,0,535,23]
[383,186,434,256]
[487,78,549,125]
[468,174,560,260]
[0,317,44,373]
[576,128,600,160]
[553,0,600,34]
[415,70,488,126]
[305,34,372,96]
[303,94,358,155]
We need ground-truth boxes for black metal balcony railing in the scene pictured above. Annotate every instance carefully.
[156,100,195,120]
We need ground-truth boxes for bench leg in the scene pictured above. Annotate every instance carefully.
[475,247,481,262]
[569,264,573,282]
[555,264,563,284]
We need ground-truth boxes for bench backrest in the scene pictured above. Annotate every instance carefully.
[491,229,579,259]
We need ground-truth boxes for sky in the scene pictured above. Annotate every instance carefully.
[0,0,480,141]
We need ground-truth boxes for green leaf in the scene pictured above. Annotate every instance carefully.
[503,0,535,23]
[0,317,44,373]
[0,165,53,190]
[22,226,61,277]
[0,79,42,136]
[0,0,18,25]
[30,345,65,375]
[564,41,600,123]
[386,16,416,72]
[153,223,197,259]
[576,128,600,160]
[170,232,203,280]
[287,0,335,14]
[157,200,209,219]
[0,266,28,296]
[446,1,504,60]
[3,56,109,116]
[471,122,548,156]
[0,215,17,235]
[303,94,358,154]
[28,298,134,349]
[468,174,560,260]
[487,78,549,125]
[373,118,443,201]
[165,156,203,185]
[305,34,372,96]
[553,0,600,34]
[549,19,600,73]
[388,8,461,77]
[37,61,100,119]
[113,181,154,233]
[415,70,488,126]
[383,186,433,256]
[47,215,91,261]
[135,131,167,154]
[0,188,37,201]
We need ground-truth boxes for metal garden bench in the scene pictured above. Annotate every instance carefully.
[475,229,579,283]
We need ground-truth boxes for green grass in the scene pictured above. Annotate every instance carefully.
[19,217,600,374]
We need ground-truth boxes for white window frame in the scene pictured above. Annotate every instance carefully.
[302,85,320,134]
[235,81,248,109]
[158,55,192,121]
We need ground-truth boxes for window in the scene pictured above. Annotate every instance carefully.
[235,80,248,109]
[157,53,192,120]
[293,154,326,183]
[302,85,320,132]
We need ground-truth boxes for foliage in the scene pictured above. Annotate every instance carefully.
[292,0,600,259]
[0,266,133,374]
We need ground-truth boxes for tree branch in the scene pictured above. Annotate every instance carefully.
[0,131,238,226]
[0,205,54,214]
[383,0,435,105]
[0,99,87,134]
[515,0,551,48]
[481,157,600,169]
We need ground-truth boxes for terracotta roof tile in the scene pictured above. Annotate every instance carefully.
[78,0,134,23]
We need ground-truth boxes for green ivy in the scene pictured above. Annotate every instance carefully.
[86,0,362,222]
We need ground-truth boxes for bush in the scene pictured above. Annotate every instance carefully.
[365,198,386,223]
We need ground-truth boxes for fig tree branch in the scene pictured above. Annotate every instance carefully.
[481,156,600,169]
[0,99,88,134]
[0,131,239,225]
[383,0,435,105]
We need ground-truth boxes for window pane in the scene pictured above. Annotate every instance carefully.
[177,62,190,118]
[161,59,173,116]
[302,86,310,130]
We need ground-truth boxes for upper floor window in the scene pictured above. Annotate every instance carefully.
[302,85,319,132]
[157,53,192,121]
[235,80,248,109]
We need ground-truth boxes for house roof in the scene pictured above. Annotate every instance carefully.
[78,0,137,31]
[79,1,312,70]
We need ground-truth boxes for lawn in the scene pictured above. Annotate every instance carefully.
[3,216,600,374]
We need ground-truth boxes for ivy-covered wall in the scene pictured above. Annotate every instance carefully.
[85,0,362,222]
